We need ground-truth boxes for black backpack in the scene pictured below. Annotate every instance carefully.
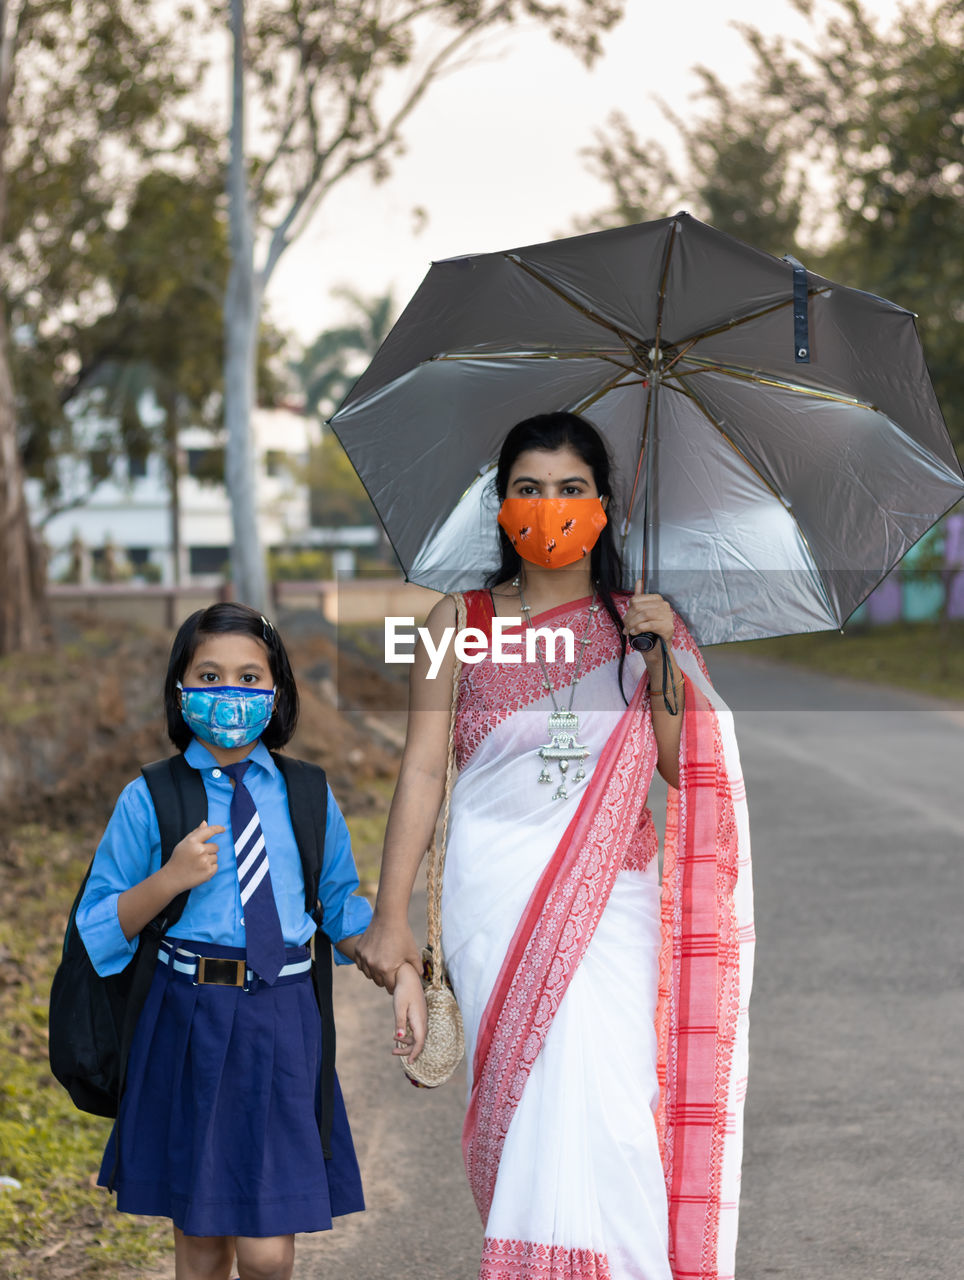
[48,751,338,1159]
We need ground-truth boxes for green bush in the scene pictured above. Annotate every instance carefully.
[268,549,333,581]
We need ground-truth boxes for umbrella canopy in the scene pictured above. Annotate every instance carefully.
[329,213,964,644]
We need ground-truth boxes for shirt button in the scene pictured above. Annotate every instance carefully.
[212,769,222,778]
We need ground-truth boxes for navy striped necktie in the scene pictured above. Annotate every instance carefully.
[222,761,286,984]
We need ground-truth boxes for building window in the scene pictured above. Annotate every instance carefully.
[127,547,151,568]
[189,546,230,576]
[128,454,148,480]
[186,448,225,482]
[88,448,112,481]
[265,449,289,478]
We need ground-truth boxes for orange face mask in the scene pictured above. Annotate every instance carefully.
[497,497,608,569]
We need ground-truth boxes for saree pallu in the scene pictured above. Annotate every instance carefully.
[442,592,753,1280]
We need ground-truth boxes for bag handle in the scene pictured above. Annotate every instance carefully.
[424,592,466,991]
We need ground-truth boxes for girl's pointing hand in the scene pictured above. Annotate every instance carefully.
[168,821,224,891]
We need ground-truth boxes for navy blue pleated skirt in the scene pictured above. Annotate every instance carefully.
[99,938,364,1237]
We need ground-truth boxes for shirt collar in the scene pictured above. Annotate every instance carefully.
[184,737,278,779]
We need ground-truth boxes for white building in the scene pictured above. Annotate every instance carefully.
[27,405,331,586]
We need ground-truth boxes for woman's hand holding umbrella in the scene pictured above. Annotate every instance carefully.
[622,583,676,656]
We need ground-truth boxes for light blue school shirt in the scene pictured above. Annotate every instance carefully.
[77,738,372,977]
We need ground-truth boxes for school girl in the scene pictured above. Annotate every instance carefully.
[76,602,425,1280]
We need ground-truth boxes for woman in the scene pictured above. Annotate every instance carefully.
[358,412,754,1280]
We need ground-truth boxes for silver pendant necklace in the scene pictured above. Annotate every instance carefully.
[514,577,600,800]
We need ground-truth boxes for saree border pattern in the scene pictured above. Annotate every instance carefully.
[656,624,748,1280]
[480,1238,614,1279]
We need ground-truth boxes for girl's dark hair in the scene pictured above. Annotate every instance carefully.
[487,411,630,699]
[164,602,299,751]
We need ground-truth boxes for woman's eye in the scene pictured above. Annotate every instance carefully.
[199,672,219,683]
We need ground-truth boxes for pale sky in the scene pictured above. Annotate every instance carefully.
[266,0,903,350]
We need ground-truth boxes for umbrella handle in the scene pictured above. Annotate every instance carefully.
[628,631,658,653]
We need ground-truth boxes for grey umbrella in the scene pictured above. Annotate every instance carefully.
[329,213,964,644]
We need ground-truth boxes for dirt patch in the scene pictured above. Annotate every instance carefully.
[0,609,402,831]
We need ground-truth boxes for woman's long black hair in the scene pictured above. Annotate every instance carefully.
[486,411,631,701]
[164,602,300,751]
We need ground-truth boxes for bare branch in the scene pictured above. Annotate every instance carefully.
[258,66,328,285]
[37,480,109,530]
[284,1,514,247]
[250,83,305,210]
[250,1,320,209]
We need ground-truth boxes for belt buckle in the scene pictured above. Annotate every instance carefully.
[196,956,246,988]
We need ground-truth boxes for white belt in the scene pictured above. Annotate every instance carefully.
[158,941,311,986]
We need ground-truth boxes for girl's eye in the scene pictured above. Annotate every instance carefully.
[239,673,258,683]
[198,672,220,683]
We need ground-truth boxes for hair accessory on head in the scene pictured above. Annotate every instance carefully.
[261,614,273,640]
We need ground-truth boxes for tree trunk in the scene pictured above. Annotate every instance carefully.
[163,386,181,587]
[224,0,267,614]
[0,305,44,652]
[0,2,44,653]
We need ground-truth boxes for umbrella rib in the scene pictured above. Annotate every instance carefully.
[505,255,645,365]
[651,218,680,354]
[665,380,840,624]
[671,357,879,411]
[622,383,656,568]
[635,219,683,588]
[570,368,645,416]
[676,289,828,347]
[431,349,635,371]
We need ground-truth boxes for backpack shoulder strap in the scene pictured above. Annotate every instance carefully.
[272,751,336,1158]
[141,754,207,934]
[272,754,328,922]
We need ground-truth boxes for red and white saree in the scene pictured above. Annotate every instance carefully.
[442,591,753,1280]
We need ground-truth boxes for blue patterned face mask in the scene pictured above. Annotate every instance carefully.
[177,683,276,749]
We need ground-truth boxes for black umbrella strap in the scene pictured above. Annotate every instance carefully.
[656,637,680,716]
[785,254,811,363]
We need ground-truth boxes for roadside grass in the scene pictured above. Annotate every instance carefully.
[713,619,964,702]
[345,780,396,896]
[0,826,168,1279]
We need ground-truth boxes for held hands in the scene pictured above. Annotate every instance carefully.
[354,914,422,993]
[166,821,224,892]
[391,961,428,1066]
[622,581,675,666]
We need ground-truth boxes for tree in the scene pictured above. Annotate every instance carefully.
[69,169,229,585]
[291,287,395,420]
[291,288,396,529]
[579,86,805,259]
[746,0,963,454]
[0,0,206,652]
[223,0,626,613]
[579,0,964,456]
[0,0,44,653]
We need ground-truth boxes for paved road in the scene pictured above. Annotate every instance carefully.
[295,655,963,1279]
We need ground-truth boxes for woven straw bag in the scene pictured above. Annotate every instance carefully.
[402,593,467,1088]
